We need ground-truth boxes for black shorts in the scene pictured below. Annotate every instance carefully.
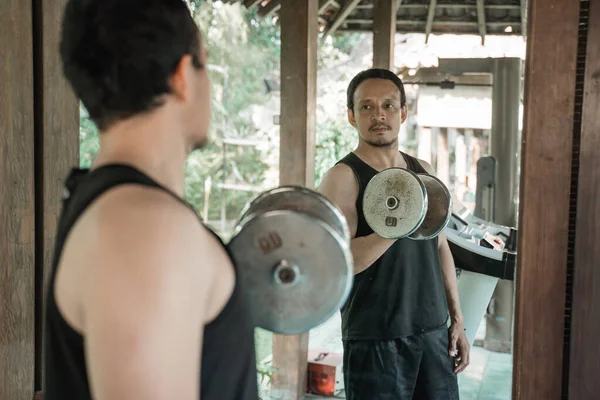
[342,326,459,400]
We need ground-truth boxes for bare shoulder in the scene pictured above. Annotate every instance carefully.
[318,162,359,237]
[416,158,436,175]
[71,185,230,323]
[90,185,220,264]
[318,162,359,201]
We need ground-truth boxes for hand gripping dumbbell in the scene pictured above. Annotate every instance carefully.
[226,186,354,335]
[362,168,453,240]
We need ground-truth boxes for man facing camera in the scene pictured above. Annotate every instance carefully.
[319,68,470,399]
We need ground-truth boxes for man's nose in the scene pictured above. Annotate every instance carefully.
[370,107,386,120]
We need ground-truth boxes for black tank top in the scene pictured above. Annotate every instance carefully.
[42,164,258,400]
[337,152,449,340]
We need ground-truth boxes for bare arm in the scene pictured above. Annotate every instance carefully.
[419,160,469,371]
[437,232,463,324]
[80,188,214,400]
[318,164,396,274]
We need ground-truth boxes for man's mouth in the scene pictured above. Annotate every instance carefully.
[370,125,390,132]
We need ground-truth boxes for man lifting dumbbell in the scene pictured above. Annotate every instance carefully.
[43,1,258,399]
[319,69,470,399]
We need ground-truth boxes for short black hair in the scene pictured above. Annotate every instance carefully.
[60,0,203,131]
[346,68,406,112]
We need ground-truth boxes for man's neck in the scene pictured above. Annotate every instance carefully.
[354,141,407,170]
[92,113,189,197]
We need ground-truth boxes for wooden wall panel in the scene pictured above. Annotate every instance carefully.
[569,1,600,398]
[0,1,36,399]
[273,0,318,399]
[513,0,580,399]
[34,0,80,390]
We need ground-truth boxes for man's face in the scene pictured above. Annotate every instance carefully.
[347,78,407,148]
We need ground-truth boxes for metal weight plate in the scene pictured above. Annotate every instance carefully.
[362,168,428,239]
[238,186,351,244]
[409,174,453,240]
[227,210,353,334]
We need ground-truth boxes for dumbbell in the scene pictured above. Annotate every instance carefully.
[226,186,354,335]
[362,168,452,240]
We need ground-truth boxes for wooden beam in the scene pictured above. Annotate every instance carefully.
[243,0,263,9]
[476,0,487,45]
[322,0,362,38]
[34,0,80,390]
[520,0,528,36]
[0,1,36,399]
[272,0,318,398]
[435,58,493,74]
[569,1,600,397]
[258,0,281,17]
[513,0,580,399]
[424,0,437,43]
[373,0,398,69]
[359,3,522,10]
[318,0,332,14]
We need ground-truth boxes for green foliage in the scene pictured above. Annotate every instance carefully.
[194,1,280,124]
[79,106,100,169]
[315,117,357,188]
[185,1,281,224]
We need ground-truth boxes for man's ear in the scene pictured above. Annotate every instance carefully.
[401,104,408,124]
[347,109,357,127]
[170,54,194,101]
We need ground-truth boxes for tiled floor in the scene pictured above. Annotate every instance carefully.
[276,313,513,400]
[456,346,512,400]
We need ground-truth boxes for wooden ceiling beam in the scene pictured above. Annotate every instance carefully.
[257,0,281,18]
[322,0,362,38]
[476,0,487,45]
[318,0,333,14]
[520,0,527,35]
[243,0,263,9]
[424,0,437,43]
[344,19,520,28]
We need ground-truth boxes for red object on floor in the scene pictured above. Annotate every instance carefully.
[306,349,344,397]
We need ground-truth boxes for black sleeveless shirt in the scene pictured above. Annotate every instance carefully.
[43,164,258,400]
[337,152,449,340]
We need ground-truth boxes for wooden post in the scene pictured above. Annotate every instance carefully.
[33,0,80,391]
[513,0,580,399]
[568,1,600,397]
[484,57,522,353]
[436,127,450,184]
[372,0,397,69]
[0,2,36,399]
[273,0,318,399]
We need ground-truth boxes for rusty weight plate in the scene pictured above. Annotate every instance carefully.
[227,209,353,335]
[238,186,350,244]
[409,174,452,240]
[362,167,428,239]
